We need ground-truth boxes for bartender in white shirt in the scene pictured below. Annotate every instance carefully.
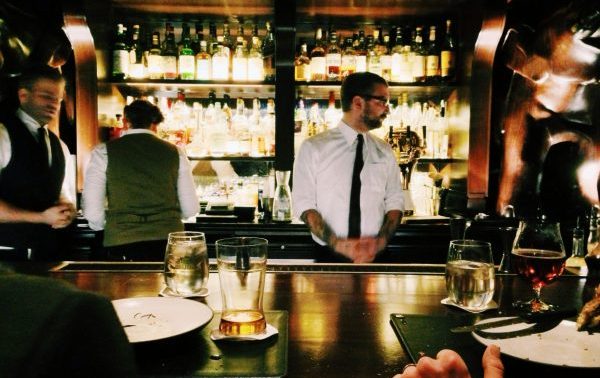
[0,65,76,260]
[82,99,199,261]
[293,72,404,263]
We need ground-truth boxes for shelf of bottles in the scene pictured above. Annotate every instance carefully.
[105,18,279,160]
[292,18,458,162]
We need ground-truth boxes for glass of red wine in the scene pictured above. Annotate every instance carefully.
[511,217,566,312]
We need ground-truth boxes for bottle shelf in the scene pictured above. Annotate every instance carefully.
[106,80,276,99]
[188,156,275,162]
[295,81,458,99]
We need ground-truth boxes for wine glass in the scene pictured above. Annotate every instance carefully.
[164,231,209,296]
[511,218,566,312]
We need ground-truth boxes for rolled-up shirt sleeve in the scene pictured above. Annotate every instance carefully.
[292,139,317,219]
[176,147,200,218]
[82,144,108,230]
[384,156,405,212]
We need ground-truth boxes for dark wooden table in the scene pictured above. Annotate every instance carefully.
[6,262,599,377]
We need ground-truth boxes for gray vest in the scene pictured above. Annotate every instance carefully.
[104,133,183,247]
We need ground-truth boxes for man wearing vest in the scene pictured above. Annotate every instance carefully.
[0,65,76,260]
[82,100,199,261]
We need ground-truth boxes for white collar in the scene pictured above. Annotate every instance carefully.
[16,108,46,135]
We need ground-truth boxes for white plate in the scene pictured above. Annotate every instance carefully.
[472,317,600,368]
[112,297,213,343]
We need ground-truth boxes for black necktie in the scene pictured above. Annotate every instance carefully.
[348,134,364,238]
[38,127,49,166]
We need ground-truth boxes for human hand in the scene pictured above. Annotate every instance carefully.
[333,237,385,263]
[42,203,76,228]
[393,345,503,378]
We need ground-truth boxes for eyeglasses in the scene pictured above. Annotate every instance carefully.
[358,94,390,107]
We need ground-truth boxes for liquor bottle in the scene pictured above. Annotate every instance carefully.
[178,23,196,80]
[212,43,230,80]
[250,98,266,156]
[411,26,427,83]
[128,24,145,79]
[566,217,587,268]
[294,41,311,81]
[221,22,234,57]
[340,37,356,79]
[324,91,340,130]
[354,30,367,73]
[195,40,211,80]
[112,23,129,80]
[380,34,392,81]
[208,21,218,55]
[162,23,178,80]
[441,19,456,82]
[247,35,264,81]
[310,27,327,81]
[366,35,382,76]
[261,98,276,155]
[325,30,341,81]
[232,37,248,81]
[262,21,276,82]
[232,98,251,155]
[147,31,164,80]
[425,26,440,83]
[588,206,599,254]
[191,22,204,55]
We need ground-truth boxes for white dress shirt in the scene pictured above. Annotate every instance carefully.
[293,121,404,244]
[82,129,199,230]
[0,108,76,204]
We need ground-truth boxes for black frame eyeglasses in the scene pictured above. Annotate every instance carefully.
[358,94,390,107]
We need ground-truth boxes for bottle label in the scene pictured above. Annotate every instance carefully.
[355,56,367,72]
[248,57,264,80]
[411,55,426,80]
[426,55,440,77]
[113,50,129,76]
[441,50,455,77]
[163,56,178,79]
[179,55,195,79]
[310,57,326,81]
[147,55,164,79]
[232,58,248,81]
[196,59,211,80]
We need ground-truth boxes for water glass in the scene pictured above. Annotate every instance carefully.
[164,231,209,296]
[216,237,268,336]
[445,239,495,311]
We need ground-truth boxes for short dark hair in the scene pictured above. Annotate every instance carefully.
[123,100,164,129]
[17,64,65,91]
[340,72,388,111]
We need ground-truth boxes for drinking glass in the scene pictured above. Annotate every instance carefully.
[164,231,209,296]
[445,240,495,311]
[511,219,566,312]
[216,237,268,336]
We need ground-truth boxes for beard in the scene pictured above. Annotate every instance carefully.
[361,108,387,130]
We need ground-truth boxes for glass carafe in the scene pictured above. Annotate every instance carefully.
[272,170,292,223]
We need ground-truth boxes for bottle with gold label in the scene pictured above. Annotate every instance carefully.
[294,41,311,81]
[441,19,456,82]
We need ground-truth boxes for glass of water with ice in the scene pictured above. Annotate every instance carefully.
[445,240,495,311]
[164,231,209,296]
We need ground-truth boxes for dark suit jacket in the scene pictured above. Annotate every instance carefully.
[0,272,137,378]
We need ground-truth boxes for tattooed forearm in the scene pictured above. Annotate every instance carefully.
[301,209,338,247]
[377,210,402,245]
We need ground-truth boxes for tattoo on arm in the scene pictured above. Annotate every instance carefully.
[377,210,402,245]
[301,209,338,247]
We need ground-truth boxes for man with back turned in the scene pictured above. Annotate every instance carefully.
[82,99,199,261]
[293,72,404,263]
[0,65,76,260]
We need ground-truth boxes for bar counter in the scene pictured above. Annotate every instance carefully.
[6,261,599,378]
